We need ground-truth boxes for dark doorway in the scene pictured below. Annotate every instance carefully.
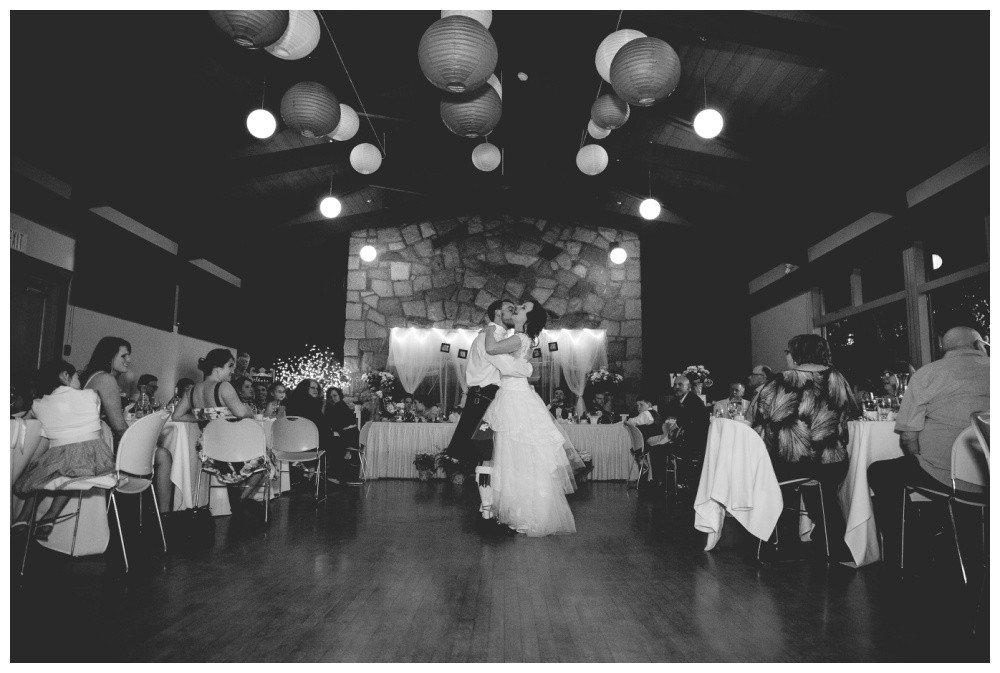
[11,251,70,394]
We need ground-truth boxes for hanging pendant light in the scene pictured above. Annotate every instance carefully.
[319,196,342,218]
[418,15,498,94]
[590,93,630,130]
[609,242,627,264]
[350,143,383,174]
[472,142,502,171]
[610,37,681,107]
[327,104,360,141]
[246,108,277,139]
[280,81,341,137]
[576,144,608,176]
[693,80,724,139]
[440,10,492,29]
[587,120,611,139]
[265,9,320,60]
[595,28,646,83]
[639,198,661,220]
[440,84,502,138]
[360,245,378,262]
[209,10,289,49]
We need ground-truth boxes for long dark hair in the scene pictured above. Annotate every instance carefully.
[787,334,832,366]
[82,336,131,383]
[524,303,548,341]
[36,359,77,398]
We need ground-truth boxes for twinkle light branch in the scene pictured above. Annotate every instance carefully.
[272,345,352,394]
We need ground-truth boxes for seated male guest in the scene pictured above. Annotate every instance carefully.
[868,326,990,570]
[627,399,662,441]
[588,392,616,424]
[647,375,709,488]
[133,374,159,406]
[713,382,750,418]
[748,365,773,400]
[547,388,572,418]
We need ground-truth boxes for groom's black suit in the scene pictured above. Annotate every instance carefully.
[446,383,498,463]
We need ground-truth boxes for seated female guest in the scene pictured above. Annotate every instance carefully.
[81,336,132,447]
[748,334,859,561]
[253,381,269,414]
[171,349,274,511]
[324,386,361,485]
[263,382,287,418]
[286,379,337,484]
[233,375,258,415]
[13,360,115,539]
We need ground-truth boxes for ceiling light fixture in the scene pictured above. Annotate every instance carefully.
[639,169,660,220]
[319,196,341,218]
[517,71,528,81]
[693,80,724,139]
[359,245,377,262]
[246,108,276,139]
[609,242,627,264]
[932,254,943,270]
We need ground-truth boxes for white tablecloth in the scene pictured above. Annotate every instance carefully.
[360,421,633,480]
[694,418,783,550]
[840,420,903,567]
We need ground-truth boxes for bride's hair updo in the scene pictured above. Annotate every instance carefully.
[523,303,547,341]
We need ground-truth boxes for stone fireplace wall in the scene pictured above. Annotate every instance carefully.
[343,215,642,399]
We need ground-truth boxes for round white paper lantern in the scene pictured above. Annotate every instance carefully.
[319,196,341,218]
[441,10,492,29]
[639,198,661,220]
[472,142,501,171]
[418,15,498,94]
[595,28,646,83]
[486,73,502,100]
[360,245,378,262]
[576,144,608,176]
[350,143,383,174]
[246,108,277,139]
[693,108,724,139]
[327,104,360,141]
[265,9,320,60]
[587,120,611,139]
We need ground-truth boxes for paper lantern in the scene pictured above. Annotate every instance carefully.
[265,10,320,60]
[595,28,646,83]
[209,10,289,49]
[587,120,611,139]
[486,73,502,100]
[350,143,382,174]
[280,81,340,137]
[693,108,724,139]
[418,15,498,93]
[576,145,608,176]
[472,142,501,171]
[440,85,502,138]
[610,37,681,107]
[327,104,360,141]
[441,10,492,29]
[590,93,630,130]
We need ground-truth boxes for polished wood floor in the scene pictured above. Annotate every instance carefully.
[11,480,988,662]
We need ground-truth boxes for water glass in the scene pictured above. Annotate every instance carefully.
[876,397,890,421]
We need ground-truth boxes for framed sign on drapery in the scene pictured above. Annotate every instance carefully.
[385,326,608,414]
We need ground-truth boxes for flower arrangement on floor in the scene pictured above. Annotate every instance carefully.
[413,452,437,481]
[272,345,351,393]
[682,365,713,388]
[435,450,466,484]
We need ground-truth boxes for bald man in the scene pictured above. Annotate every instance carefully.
[868,326,989,570]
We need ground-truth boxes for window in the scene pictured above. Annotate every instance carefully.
[928,273,990,358]
[820,274,851,312]
[920,215,989,281]
[825,301,910,387]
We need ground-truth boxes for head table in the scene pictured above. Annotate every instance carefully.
[359,420,634,481]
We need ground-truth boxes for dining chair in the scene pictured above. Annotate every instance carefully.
[111,411,169,573]
[757,478,829,563]
[197,419,271,524]
[272,416,326,503]
[971,411,989,464]
[624,423,649,488]
[901,425,988,584]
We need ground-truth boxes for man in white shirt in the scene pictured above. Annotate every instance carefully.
[445,299,532,526]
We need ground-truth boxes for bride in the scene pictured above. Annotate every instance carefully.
[483,301,576,537]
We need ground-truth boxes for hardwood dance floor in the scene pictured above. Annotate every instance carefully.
[11,480,988,662]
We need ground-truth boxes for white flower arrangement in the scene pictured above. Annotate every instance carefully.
[683,365,713,388]
[586,368,624,386]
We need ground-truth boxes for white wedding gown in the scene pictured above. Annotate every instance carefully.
[484,333,577,537]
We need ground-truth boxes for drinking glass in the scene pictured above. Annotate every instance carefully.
[876,397,890,421]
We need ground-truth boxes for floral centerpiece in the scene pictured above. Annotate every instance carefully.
[586,368,624,389]
[413,452,437,481]
[361,370,396,419]
[682,365,713,389]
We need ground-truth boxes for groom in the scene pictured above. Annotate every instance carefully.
[446,298,532,525]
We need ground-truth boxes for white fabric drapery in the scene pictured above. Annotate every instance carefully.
[542,329,608,417]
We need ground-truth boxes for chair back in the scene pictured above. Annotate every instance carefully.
[11,419,47,486]
[951,425,989,488]
[624,423,645,453]
[201,418,267,463]
[272,416,320,454]
[116,412,169,475]
[971,411,989,463]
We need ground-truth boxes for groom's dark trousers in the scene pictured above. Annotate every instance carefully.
[446,384,499,463]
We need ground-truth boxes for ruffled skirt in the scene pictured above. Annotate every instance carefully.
[484,379,576,537]
[13,438,114,498]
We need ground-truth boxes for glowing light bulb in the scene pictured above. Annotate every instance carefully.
[319,196,341,218]
[693,108,724,139]
[246,108,276,139]
[639,198,661,220]
[932,254,943,270]
[609,245,627,264]
[359,245,377,262]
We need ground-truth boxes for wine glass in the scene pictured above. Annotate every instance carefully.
[876,397,891,421]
